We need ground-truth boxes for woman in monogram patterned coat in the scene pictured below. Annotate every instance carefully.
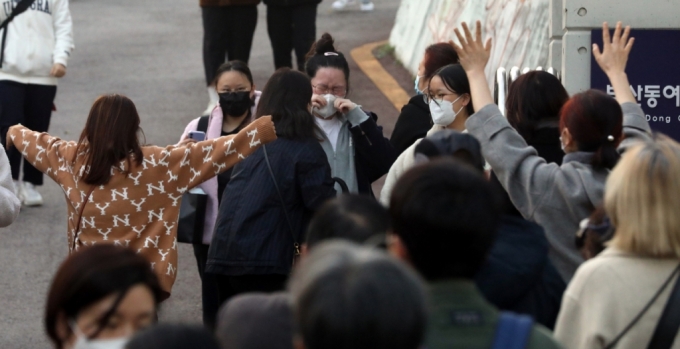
[6,93,277,298]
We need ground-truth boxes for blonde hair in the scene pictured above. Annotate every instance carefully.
[605,135,680,257]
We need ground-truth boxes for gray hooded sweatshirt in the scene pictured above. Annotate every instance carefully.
[466,102,651,282]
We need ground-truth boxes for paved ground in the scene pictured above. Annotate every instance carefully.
[0,0,410,346]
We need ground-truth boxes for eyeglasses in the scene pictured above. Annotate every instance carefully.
[313,84,347,96]
[424,92,458,106]
[219,87,251,93]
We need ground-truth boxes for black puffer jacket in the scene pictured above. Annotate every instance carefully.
[475,215,566,329]
[206,137,336,276]
[390,95,432,155]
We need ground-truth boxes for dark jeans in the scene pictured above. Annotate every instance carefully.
[202,5,258,85]
[214,273,288,309]
[192,244,222,329]
[0,81,56,185]
[266,4,317,70]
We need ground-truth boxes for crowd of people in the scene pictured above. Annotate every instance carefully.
[2,0,679,346]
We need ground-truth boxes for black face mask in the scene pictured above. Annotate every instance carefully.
[219,91,252,117]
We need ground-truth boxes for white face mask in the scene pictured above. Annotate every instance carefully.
[312,94,338,119]
[559,136,566,152]
[429,95,464,126]
[71,321,130,349]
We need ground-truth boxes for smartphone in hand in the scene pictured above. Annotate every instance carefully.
[188,131,206,141]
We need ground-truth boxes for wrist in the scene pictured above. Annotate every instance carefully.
[606,71,628,82]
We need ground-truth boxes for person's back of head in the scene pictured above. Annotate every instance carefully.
[289,241,427,349]
[216,293,293,349]
[125,324,220,349]
[605,135,680,258]
[560,90,623,170]
[389,158,500,281]
[305,195,390,249]
[505,71,569,142]
[413,130,485,173]
[256,68,319,140]
[422,43,459,82]
[76,94,144,186]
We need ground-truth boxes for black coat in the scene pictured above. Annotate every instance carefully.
[390,95,432,155]
[206,137,336,276]
[351,111,398,195]
[475,215,566,329]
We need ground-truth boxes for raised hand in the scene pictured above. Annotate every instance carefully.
[593,21,635,78]
[334,98,357,114]
[593,22,636,105]
[450,21,492,74]
[450,21,494,112]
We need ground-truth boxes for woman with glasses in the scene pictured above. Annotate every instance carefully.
[390,43,459,155]
[177,60,260,329]
[381,64,473,205]
[305,33,396,196]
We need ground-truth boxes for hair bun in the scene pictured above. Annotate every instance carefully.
[314,33,337,55]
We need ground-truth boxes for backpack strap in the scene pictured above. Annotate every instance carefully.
[0,0,37,68]
[490,312,534,349]
[197,115,210,133]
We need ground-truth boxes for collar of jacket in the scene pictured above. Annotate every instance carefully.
[428,280,494,310]
[563,151,594,165]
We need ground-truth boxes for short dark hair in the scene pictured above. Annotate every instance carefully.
[306,195,390,248]
[429,64,474,115]
[213,60,254,87]
[560,89,623,170]
[256,68,321,140]
[126,324,221,349]
[304,33,351,93]
[390,159,500,281]
[289,241,427,349]
[422,43,459,81]
[45,245,163,349]
[505,71,569,142]
[305,194,390,248]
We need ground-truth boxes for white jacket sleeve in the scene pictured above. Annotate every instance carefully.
[0,144,20,227]
[51,0,74,67]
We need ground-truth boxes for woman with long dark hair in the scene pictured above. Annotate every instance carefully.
[6,94,276,298]
[178,60,260,327]
[207,68,336,309]
[45,245,162,349]
[452,21,651,282]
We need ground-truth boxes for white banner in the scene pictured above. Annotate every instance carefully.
[389,0,551,87]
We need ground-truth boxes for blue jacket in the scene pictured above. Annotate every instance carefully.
[475,215,566,329]
[206,137,336,276]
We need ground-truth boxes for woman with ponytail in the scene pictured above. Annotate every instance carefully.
[452,21,651,282]
[304,33,397,196]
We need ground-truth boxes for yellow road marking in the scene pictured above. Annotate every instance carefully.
[351,41,411,112]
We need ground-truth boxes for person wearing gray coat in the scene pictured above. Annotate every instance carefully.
[454,21,651,282]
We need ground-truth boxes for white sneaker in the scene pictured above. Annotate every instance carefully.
[332,0,355,10]
[360,2,375,11]
[22,182,43,207]
[12,180,24,203]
